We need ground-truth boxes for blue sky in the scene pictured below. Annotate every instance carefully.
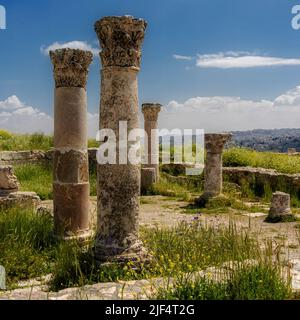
[1,0,300,135]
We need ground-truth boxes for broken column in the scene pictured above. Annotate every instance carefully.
[94,16,148,263]
[50,48,93,239]
[266,191,295,222]
[0,166,41,211]
[0,166,19,196]
[142,103,162,181]
[197,133,232,206]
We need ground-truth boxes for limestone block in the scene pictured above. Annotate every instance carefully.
[141,168,157,193]
[0,166,19,195]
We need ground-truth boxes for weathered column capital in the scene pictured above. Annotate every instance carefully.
[205,133,232,154]
[94,15,147,69]
[142,103,162,121]
[50,49,93,89]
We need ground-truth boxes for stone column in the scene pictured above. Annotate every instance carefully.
[94,16,148,263]
[266,191,295,222]
[50,49,93,240]
[197,133,232,205]
[142,103,162,181]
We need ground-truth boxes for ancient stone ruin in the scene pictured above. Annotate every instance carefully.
[50,48,93,240]
[94,16,149,263]
[266,191,296,222]
[142,103,162,181]
[0,166,40,211]
[196,133,232,206]
[0,165,19,196]
[141,167,156,194]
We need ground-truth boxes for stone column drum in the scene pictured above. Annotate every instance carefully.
[197,133,232,204]
[94,16,149,262]
[266,191,295,222]
[142,103,162,181]
[50,49,93,239]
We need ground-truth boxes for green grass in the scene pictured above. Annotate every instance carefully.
[14,163,97,200]
[0,207,292,299]
[147,176,194,201]
[0,131,98,151]
[223,147,300,174]
[14,163,53,200]
[0,132,53,151]
[0,207,57,286]
[156,264,291,300]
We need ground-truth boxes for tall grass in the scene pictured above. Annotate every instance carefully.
[0,207,292,300]
[14,163,97,200]
[223,147,300,174]
[156,264,291,300]
[0,207,56,286]
[0,132,53,151]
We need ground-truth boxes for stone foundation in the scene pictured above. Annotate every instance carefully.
[0,192,41,211]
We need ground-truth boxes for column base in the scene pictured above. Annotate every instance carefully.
[94,239,152,265]
[54,229,94,245]
[195,193,228,208]
[265,213,296,223]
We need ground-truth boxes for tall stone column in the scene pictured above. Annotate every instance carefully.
[197,133,232,206]
[142,103,162,180]
[50,49,93,240]
[94,16,148,263]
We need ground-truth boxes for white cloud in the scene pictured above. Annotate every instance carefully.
[0,95,23,110]
[2,85,300,137]
[40,41,99,57]
[0,96,53,134]
[196,52,300,69]
[0,96,100,137]
[159,86,300,132]
[173,54,193,61]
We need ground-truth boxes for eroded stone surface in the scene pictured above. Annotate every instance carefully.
[94,16,147,68]
[266,191,295,222]
[0,192,41,211]
[0,166,19,195]
[50,49,93,89]
[95,15,148,263]
[142,103,161,180]
[141,168,157,194]
[197,134,232,205]
[51,49,92,238]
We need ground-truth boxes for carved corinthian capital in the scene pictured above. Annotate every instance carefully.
[142,103,162,121]
[94,15,147,68]
[205,133,232,154]
[50,49,93,89]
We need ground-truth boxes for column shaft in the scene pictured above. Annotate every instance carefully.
[50,49,92,239]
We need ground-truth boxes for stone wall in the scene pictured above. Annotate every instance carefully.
[223,167,300,198]
[161,164,300,198]
[0,150,53,165]
[0,149,99,170]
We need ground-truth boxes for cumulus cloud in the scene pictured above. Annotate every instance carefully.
[0,95,100,137]
[0,96,53,134]
[173,54,193,61]
[2,85,300,137]
[196,52,300,69]
[40,41,99,57]
[159,86,300,132]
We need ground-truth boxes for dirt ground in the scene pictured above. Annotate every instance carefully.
[41,195,300,262]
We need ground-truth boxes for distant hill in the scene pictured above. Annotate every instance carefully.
[229,128,300,152]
